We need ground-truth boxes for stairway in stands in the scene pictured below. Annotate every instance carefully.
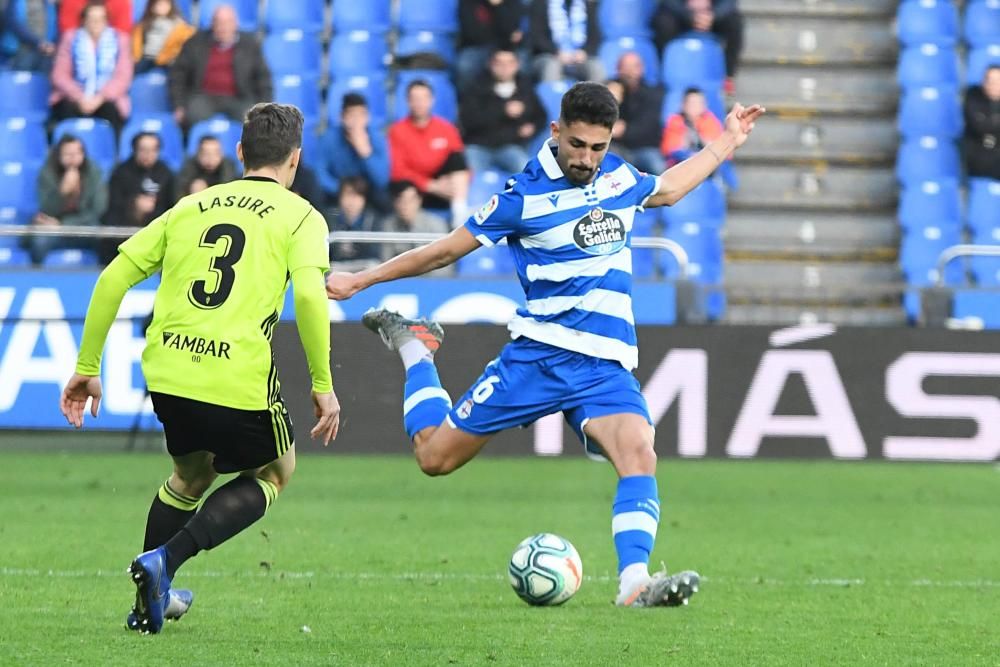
[725,0,904,325]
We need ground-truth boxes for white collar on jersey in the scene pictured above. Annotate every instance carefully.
[536,138,602,185]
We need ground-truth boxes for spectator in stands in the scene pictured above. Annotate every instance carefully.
[49,0,133,133]
[329,176,382,264]
[22,133,107,265]
[290,162,325,212]
[59,0,131,35]
[529,0,603,83]
[661,87,725,166]
[963,65,1000,182]
[379,180,454,275]
[1,0,58,72]
[317,93,390,209]
[99,130,173,262]
[460,48,546,175]
[654,0,744,94]
[606,51,666,175]
[389,80,470,226]
[176,134,237,196]
[457,0,525,90]
[168,4,271,129]
[131,0,194,74]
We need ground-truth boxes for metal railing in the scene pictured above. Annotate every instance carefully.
[935,244,1000,286]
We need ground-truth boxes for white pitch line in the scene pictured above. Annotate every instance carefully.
[1,567,998,589]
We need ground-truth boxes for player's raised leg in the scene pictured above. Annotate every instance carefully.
[584,413,699,608]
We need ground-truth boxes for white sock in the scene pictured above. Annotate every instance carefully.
[399,339,433,370]
[618,562,651,600]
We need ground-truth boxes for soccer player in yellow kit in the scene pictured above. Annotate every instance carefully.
[59,103,340,635]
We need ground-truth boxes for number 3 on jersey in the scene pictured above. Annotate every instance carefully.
[188,224,246,309]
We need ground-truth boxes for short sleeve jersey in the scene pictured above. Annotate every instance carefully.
[463,141,659,370]
[119,176,330,410]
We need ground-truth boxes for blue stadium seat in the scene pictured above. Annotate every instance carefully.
[661,179,725,229]
[396,31,457,65]
[598,37,661,86]
[660,86,725,123]
[0,162,38,219]
[900,225,963,286]
[133,0,192,22]
[895,136,961,185]
[970,254,1000,286]
[333,0,391,32]
[394,70,458,123]
[186,117,242,159]
[897,85,962,139]
[952,290,1000,326]
[896,0,959,46]
[328,31,390,77]
[52,118,117,176]
[964,0,1000,48]
[898,180,962,231]
[130,70,172,115]
[0,247,31,266]
[273,73,322,122]
[263,0,324,34]
[897,44,960,87]
[263,30,322,77]
[662,221,723,283]
[966,45,1000,86]
[0,206,22,233]
[535,80,573,123]
[662,33,726,90]
[456,244,515,277]
[0,118,47,169]
[469,169,505,209]
[42,248,99,267]
[968,178,1000,232]
[631,208,659,279]
[118,115,184,171]
[0,70,50,122]
[598,0,656,39]
[198,0,258,31]
[326,74,388,127]
[398,0,459,33]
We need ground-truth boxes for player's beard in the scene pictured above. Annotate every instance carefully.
[566,165,595,185]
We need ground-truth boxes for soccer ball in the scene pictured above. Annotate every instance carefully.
[508,533,583,606]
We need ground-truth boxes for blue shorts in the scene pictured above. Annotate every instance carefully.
[446,338,651,456]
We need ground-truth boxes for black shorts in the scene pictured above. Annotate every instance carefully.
[151,392,294,474]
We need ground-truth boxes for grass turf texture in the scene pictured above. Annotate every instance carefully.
[0,452,997,666]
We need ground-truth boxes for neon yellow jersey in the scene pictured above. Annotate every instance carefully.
[118,176,330,410]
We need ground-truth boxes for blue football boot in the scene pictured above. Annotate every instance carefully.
[126,547,171,634]
[125,588,193,631]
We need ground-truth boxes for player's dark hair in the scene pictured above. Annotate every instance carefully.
[560,82,619,130]
[131,131,160,153]
[341,92,368,112]
[240,103,303,170]
[406,79,433,96]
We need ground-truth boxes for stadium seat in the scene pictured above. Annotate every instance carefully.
[897,44,960,87]
[469,169,505,209]
[198,0,258,31]
[186,117,242,159]
[535,80,573,123]
[118,115,184,171]
[263,0,324,34]
[0,70,50,122]
[456,244,515,277]
[964,0,1000,48]
[51,118,117,176]
[661,86,726,123]
[598,0,656,39]
[398,0,459,33]
[968,178,1000,232]
[0,162,38,219]
[42,248,99,267]
[0,206,22,234]
[896,0,959,47]
[394,70,458,123]
[598,37,661,86]
[966,45,1000,86]
[263,30,322,77]
[130,70,172,115]
[897,180,962,231]
[661,179,726,229]
[897,85,962,139]
[631,209,659,279]
[895,136,961,185]
[273,73,322,122]
[133,0,192,22]
[0,118,47,169]
[328,31,390,77]
[952,290,1000,326]
[970,254,1000,286]
[326,74,388,127]
[396,31,457,66]
[899,225,963,286]
[333,0,390,33]
[662,33,726,90]
[0,247,31,266]
[662,221,723,283]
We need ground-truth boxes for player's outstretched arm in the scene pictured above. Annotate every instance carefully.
[645,102,765,209]
[326,226,481,301]
[60,254,148,428]
[291,266,340,445]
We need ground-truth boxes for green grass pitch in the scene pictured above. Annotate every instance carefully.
[1,451,997,665]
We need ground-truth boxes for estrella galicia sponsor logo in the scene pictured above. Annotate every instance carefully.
[162,331,232,359]
[573,207,626,255]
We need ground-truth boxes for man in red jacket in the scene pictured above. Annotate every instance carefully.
[388,80,470,227]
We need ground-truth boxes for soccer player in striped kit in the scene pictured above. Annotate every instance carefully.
[327,82,764,607]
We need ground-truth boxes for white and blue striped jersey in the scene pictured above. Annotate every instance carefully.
[463,140,660,370]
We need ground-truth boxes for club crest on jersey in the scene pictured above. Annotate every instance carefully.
[573,207,626,255]
[456,398,474,419]
[473,194,499,224]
